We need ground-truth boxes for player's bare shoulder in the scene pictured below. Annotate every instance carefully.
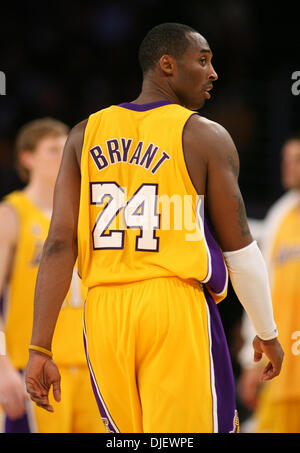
[184,115,239,173]
[185,115,237,160]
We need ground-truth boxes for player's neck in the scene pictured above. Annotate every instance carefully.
[23,178,54,215]
[133,78,181,106]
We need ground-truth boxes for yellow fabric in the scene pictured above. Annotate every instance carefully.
[78,102,227,302]
[254,384,300,433]
[83,277,214,433]
[266,205,300,402]
[3,191,87,368]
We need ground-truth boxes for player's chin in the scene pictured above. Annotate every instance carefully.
[196,91,210,109]
[189,98,206,111]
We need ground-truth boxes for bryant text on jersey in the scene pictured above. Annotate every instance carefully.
[90,138,170,174]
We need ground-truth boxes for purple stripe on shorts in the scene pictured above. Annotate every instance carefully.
[118,100,173,111]
[82,315,119,433]
[204,287,237,433]
[4,412,31,433]
[204,215,228,295]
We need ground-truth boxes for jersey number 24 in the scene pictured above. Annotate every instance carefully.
[91,181,160,252]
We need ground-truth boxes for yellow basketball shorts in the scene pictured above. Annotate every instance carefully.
[253,384,300,433]
[83,277,237,433]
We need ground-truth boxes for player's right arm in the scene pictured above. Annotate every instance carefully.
[25,120,86,412]
[184,115,284,380]
[0,203,28,419]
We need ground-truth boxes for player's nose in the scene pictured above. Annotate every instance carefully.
[208,64,218,81]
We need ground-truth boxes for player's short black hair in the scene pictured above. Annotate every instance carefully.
[138,23,198,75]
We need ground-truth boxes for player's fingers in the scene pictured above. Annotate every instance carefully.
[26,384,45,400]
[52,380,61,403]
[29,394,53,412]
[37,402,54,412]
[27,387,50,405]
[25,377,45,397]
[267,365,280,380]
[260,361,279,381]
[254,350,262,362]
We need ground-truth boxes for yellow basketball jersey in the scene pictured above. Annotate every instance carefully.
[78,101,227,301]
[267,204,300,401]
[3,191,87,368]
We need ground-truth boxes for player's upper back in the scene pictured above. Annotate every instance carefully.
[82,100,194,174]
[77,101,227,298]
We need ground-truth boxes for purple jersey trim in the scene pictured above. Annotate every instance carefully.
[118,100,174,111]
[83,311,120,433]
[204,287,237,433]
[204,215,228,295]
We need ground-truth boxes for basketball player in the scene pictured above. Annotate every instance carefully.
[238,132,300,433]
[0,118,104,433]
[24,23,283,433]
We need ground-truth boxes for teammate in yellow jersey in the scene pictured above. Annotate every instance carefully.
[238,132,300,433]
[25,23,283,433]
[0,118,104,433]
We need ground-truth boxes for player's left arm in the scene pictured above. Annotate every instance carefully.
[195,118,284,380]
[25,120,86,411]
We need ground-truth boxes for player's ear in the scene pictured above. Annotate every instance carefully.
[159,55,175,76]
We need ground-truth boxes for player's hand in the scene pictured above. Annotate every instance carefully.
[252,335,284,381]
[0,356,28,419]
[237,366,261,410]
[25,351,61,412]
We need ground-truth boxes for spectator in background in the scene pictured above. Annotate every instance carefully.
[0,118,104,433]
[238,132,300,433]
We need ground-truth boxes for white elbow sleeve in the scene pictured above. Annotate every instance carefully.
[223,241,278,341]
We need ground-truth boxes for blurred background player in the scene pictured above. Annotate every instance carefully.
[238,131,300,433]
[0,118,104,433]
